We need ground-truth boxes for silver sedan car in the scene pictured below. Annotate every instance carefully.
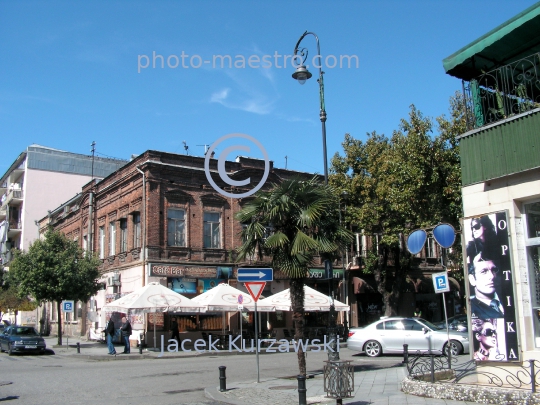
[347,317,469,357]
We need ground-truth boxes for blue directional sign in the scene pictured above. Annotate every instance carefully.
[237,268,273,282]
[62,300,75,313]
[432,272,450,294]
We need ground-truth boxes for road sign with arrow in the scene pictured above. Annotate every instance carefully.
[237,268,273,282]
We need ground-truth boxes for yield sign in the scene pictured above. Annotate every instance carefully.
[244,282,266,302]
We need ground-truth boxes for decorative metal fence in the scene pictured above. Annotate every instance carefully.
[462,52,540,131]
[404,346,540,393]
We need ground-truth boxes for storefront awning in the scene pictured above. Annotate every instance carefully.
[443,2,540,80]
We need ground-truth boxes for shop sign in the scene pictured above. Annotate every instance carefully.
[307,268,344,279]
[149,263,185,277]
[149,264,232,278]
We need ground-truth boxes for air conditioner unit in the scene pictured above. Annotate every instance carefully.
[63,206,69,215]
[107,277,113,287]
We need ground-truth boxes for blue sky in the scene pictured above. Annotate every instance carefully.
[1,0,537,177]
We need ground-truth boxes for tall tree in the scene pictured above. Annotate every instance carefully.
[236,177,352,375]
[9,229,102,345]
[331,93,465,314]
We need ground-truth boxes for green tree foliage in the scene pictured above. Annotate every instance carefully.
[330,93,465,315]
[0,267,37,321]
[9,229,102,345]
[236,177,352,375]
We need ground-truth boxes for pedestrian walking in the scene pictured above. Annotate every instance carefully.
[120,316,132,354]
[105,316,116,355]
[170,317,180,345]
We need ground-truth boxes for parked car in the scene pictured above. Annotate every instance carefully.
[347,317,469,357]
[0,325,46,355]
[433,315,468,332]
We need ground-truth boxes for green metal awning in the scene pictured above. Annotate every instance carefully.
[443,2,540,80]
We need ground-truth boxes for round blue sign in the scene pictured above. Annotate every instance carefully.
[407,229,427,255]
[433,223,456,249]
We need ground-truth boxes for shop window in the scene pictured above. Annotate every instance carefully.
[133,213,141,248]
[167,209,186,247]
[203,212,220,248]
[525,201,540,347]
[526,202,540,239]
[119,219,127,252]
[99,226,105,259]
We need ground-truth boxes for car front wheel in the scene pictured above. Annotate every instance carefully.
[8,343,13,356]
[444,340,463,356]
[364,340,382,357]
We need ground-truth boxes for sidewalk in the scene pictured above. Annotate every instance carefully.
[43,336,477,405]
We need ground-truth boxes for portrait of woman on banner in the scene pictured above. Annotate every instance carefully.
[472,318,506,361]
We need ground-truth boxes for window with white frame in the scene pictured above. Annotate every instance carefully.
[133,212,141,248]
[99,226,105,259]
[109,222,116,256]
[525,201,540,347]
[119,219,127,252]
[203,212,220,248]
[167,209,186,246]
[425,237,436,258]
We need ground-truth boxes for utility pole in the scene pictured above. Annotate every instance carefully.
[285,155,288,169]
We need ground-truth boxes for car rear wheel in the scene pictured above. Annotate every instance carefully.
[444,340,463,356]
[364,340,382,357]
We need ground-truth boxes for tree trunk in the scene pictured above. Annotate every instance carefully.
[57,301,62,346]
[290,278,306,376]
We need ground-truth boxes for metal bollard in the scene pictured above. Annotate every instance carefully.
[402,344,408,364]
[530,360,536,393]
[76,342,80,353]
[219,366,227,392]
[297,375,307,405]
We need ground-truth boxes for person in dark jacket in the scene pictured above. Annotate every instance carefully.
[120,316,132,354]
[170,317,180,345]
[105,316,116,355]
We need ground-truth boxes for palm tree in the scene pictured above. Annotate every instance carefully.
[236,177,352,375]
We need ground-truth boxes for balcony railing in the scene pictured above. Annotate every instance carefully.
[463,52,540,131]
[0,189,24,210]
[8,219,22,230]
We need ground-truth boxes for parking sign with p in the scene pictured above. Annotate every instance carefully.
[432,273,450,293]
[62,300,74,313]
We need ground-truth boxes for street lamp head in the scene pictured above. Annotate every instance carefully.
[292,65,312,85]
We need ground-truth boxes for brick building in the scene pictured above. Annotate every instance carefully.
[41,150,315,343]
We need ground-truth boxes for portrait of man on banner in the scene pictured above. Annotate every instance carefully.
[463,211,519,362]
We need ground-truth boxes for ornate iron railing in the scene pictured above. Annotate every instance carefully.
[463,52,540,131]
[405,348,540,393]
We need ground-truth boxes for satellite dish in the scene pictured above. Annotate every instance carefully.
[433,223,456,248]
[407,229,427,255]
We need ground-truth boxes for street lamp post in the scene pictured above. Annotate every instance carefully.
[292,30,328,184]
[292,31,338,361]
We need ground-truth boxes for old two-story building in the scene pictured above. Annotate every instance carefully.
[41,150,323,344]
[443,2,540,365]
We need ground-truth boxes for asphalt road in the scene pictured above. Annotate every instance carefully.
[0,350,406,405]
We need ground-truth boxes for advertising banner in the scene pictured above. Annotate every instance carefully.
[463,211,518,361]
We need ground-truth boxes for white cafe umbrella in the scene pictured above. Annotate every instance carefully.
[103,282,205,349]
[191,283,274,312]
[258,285,350,312]
[192,283,274,335]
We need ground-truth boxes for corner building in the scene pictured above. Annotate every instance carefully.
[42,150,313,344]
[443,2,540,367]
